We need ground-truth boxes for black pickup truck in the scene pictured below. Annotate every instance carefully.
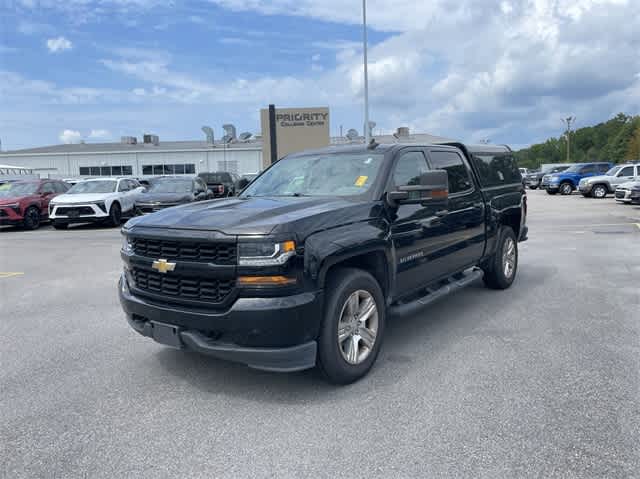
[119,142,527,384]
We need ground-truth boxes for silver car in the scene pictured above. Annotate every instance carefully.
[615,181,640,203]
[578,163,640,198]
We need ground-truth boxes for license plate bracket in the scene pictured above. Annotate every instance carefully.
[151,322,183,348]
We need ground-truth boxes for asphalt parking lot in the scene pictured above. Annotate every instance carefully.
[1,191,639,478]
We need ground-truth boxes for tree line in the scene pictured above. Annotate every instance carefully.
[515,113,640,169]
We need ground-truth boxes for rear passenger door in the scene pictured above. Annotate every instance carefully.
[39,182,58,214]
[426,148,486,272]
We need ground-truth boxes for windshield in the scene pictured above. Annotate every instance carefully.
[564,165,584,173]
[605,166,621,176]
[0,182,39,196]
[147,180,193,193]
[67,180,116,194]
[241,153,384,198]
[551,166,569,173]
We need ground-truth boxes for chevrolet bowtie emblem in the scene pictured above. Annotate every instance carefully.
[152,259,176,274]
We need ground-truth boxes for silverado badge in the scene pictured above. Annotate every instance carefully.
[152,259,176,274]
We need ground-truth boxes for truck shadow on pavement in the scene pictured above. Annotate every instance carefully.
[153,264,554,403]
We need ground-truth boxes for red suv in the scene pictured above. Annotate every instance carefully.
[0,179,70,230]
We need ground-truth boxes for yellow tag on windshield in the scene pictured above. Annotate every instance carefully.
[354,176,368,187]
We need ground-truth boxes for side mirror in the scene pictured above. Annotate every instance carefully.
[387,170,449,207]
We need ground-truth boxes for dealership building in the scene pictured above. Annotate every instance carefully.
[0,107,452,179]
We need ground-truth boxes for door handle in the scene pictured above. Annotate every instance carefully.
[435,209,448,217]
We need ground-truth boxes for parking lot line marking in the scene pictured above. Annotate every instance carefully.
[0,272,24,278]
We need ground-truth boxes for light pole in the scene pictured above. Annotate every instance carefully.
[562,116,574,163]
[362,0,370,145]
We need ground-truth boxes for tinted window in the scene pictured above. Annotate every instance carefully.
[429,150,473,194]
[619,166,634,177]
[597,164,611,173]
[580,165,598,174]
[41,182,56,194]
[392,151,429,188]
[471,153,521,187]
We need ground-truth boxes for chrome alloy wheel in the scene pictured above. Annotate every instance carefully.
[593,185,607,198]
[503,237,516,279]
[337,290,379,365]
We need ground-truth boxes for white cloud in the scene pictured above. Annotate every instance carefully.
[88,129,111,139]
[46,37,73,53]
[59,129,82,143]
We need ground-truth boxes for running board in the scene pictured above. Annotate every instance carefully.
[389,268,484,318]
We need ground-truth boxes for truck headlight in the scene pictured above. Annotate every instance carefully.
[238,240,296,266]
[122,235,133,254]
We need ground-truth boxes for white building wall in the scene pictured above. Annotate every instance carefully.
[0,148,263,178]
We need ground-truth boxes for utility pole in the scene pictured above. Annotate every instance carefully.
[562,116,574,163]
[362,0,370,145]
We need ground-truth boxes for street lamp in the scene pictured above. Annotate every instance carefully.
[562,116,575,163]
[362,0,370,145]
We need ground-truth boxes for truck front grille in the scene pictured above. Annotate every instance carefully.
[132,267,235,303]
[56,206,95,216]
[132,237,237,265]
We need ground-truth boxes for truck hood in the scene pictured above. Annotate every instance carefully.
[583,174,612,183]
[135,192,193,204]
[125,196,378,236]
[52,193,116,204]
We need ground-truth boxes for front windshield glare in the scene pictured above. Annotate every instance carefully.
[148,180,193,193]
[67,181,116,194]
[241,153,384,197]
[0,182,39,196]
[605,167,621,176]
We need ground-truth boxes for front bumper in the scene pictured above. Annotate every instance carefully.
[119,274,322,372]
[578,183,592,193]
[50,203,108,221]
[0,206,23,225]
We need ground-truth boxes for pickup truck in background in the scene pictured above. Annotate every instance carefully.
[119,142,527,384]
[541,162,612,195]
[198,171,239,198]
[578,163,640,198]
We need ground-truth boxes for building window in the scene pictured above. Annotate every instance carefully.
[141,164,196,176]
[79,165,132,176]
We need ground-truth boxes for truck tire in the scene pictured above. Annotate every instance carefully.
[546,189,557,195]
[529,185,538,190]
[559,182,573,195]
[22,206,41,230]
[316,268,385,384]
[591,184,608,198]
[482,227,518,290]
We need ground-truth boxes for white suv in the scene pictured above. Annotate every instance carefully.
[49,178,142,229]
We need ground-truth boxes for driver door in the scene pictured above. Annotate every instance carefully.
[389,149,458,297]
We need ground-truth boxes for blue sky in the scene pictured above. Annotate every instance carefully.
[1,0,639,150]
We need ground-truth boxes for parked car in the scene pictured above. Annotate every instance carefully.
[0,179,69,229]
[541,162,612,195]
[519,167,529,176]
[49,177,142,229]
[525,164,571,189]
[198,171,239,197]
[614,181,640,204]
[135,176,211,214]
[578,163,640,198]
[119,142,527,384]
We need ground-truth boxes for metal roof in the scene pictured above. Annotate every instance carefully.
[0,140,261,156]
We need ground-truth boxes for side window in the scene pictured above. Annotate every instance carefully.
[392,151,430,190]
[618,166,634,177]
[470,153,520,187]
[581,165,597,174]
[195,179,206,192]
[41,182,56,194]
[598,164,611,173]
[429,151,473,194]
[117,180,129,192]
[53,182,65,193]
[128,179,139,189]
